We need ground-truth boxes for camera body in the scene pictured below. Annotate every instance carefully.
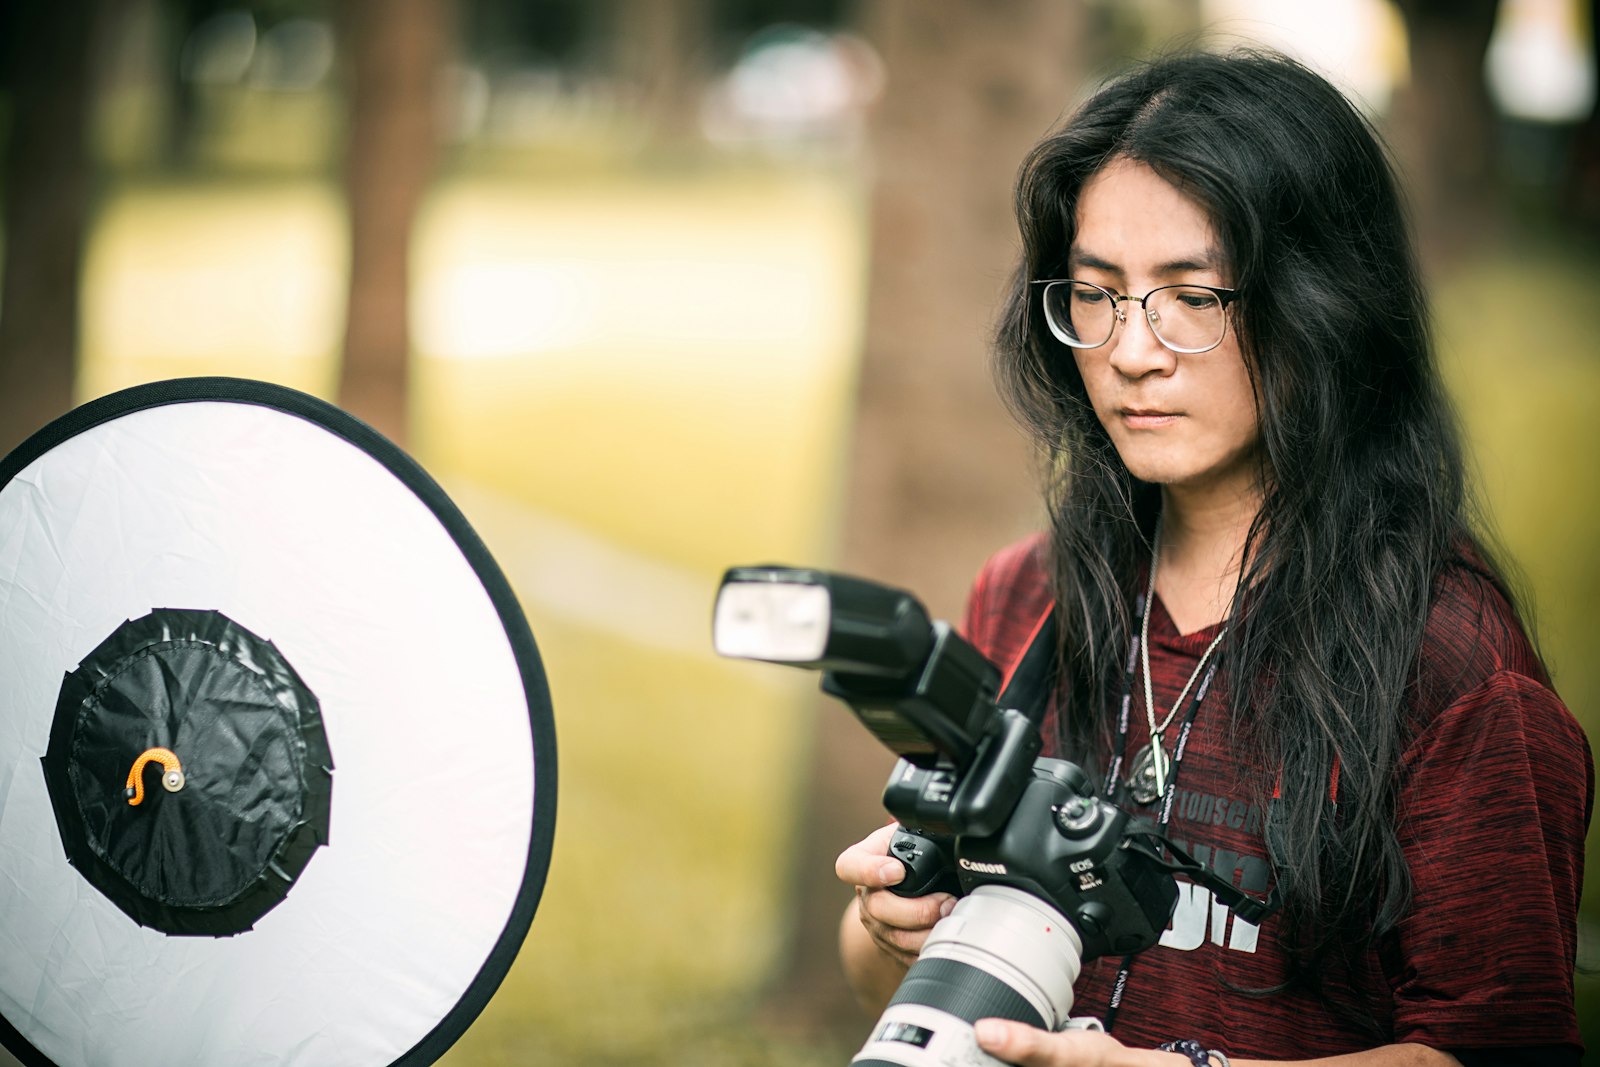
[712,566,1179,1065]
[884,758,1176,962]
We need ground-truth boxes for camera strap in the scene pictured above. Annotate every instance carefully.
[1097,597,1269,1032]
[996,607,1057,722]
[1121,829,1282,926]
[996,599,1297,1028]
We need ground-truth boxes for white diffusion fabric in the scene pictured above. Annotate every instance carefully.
[0,397,539,1067]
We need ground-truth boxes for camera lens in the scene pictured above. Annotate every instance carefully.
[851,886,1084,1066]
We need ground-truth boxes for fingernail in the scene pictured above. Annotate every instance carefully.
[877,861,903,884]
[938,897,956,918]
[974,1019,1004,1048]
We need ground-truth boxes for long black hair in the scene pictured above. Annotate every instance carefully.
[995,50,1488,987]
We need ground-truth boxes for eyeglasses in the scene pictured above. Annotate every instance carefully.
[1031,279,1239,354]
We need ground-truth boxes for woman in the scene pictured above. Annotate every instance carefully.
[835,50,1591,1066]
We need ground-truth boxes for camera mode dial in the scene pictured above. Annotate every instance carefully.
[1053,795,1101,837]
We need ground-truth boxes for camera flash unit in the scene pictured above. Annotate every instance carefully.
[712,578,831,663]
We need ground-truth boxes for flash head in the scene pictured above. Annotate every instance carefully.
[713,565,1010,777]
[712,566,934,676]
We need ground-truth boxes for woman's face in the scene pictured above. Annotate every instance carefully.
[1067,157,1261,503]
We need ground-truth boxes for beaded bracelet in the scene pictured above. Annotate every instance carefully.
[1156,1038,1231,1067]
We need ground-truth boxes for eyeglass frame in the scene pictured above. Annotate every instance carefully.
[1029,278,1241,355]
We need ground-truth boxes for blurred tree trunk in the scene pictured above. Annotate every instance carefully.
[1388,0,1503,263]
[608,0,710,144]
[1562,0,1600,232]
[0,0,105,454]
[760,0,1091,1039]
[164,0,232,168]
[336,0,452,447]
[842,2,1087,620]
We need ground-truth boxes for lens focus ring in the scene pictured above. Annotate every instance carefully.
[888,956,1045,1028]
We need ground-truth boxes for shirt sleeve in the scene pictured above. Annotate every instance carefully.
[961,555,994,648]
[959,533,1050,668]
[1386,668,1593,1050]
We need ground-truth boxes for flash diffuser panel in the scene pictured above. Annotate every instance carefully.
[0,378,556,1067]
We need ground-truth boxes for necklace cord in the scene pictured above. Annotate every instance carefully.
[1104,512,1236,1031]
[1138,514,1229,797]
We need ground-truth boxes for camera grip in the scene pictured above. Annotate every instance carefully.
[887,827,961,898]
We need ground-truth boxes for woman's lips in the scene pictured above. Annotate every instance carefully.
[1119,408,1181,428]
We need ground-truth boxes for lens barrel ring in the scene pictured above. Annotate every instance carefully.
[887,956,1046,1029]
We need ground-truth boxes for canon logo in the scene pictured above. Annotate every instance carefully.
[958,858,1008,875]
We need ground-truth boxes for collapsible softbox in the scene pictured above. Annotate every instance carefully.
[0,378,557,1067]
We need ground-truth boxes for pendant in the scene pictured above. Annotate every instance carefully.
[1126,740,1170,805]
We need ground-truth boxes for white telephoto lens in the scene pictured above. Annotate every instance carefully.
[712,581,831,662]
[851,886,1085,1067]
[919,886,1084,1026]
[852,1002,1005,1067]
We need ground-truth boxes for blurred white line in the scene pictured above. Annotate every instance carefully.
[441,477,719,658]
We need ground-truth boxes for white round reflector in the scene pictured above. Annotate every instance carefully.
[0,378,556,1067]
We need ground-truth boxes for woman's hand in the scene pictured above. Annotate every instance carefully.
[974,1025,1463,1066]
[835,821,957,968]
[975,1020,1147,1067]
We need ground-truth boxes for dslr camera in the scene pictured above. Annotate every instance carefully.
[713,566,1185,1067]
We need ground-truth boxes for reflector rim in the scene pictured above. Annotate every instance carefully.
[0,377,558,1067]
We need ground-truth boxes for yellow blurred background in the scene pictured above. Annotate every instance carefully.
[75,163,868,1065]
[1,0,1597,1064]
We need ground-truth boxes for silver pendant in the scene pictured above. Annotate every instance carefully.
[1126,740,1170,805]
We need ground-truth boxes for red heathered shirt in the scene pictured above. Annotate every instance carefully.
[961,533,1592,1059]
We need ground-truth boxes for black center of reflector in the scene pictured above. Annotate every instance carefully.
[42,608,333,936]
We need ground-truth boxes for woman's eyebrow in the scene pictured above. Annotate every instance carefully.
[1067,248,1222,276]
[1066,249,1120,274]
[1154,252,1222,275]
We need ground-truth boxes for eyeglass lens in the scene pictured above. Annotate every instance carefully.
[1041,281,1226,353]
